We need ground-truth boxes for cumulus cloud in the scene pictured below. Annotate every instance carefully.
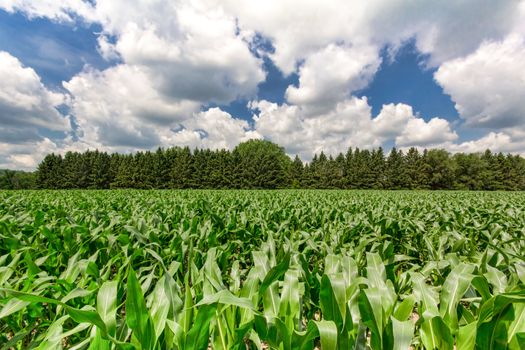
[450,132,517,154]
[285,44,381,115]
[372,103,415,139]
[0,0,97,22]
[62,0,266,152]
[64,63,262,152]
[435,35,525,129]
[223,0,520,73]
[162,108,261,150]
[0,137,61,170]
[64,64,199,148]
[3,0,525,168]
[372,103,457,147]
[250,98,457,159]
[94,0,265,105]
[0,51,70,141]
[396,118,457,147]
[252,97,378,158]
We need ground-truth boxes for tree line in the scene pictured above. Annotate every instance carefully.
[0,169,36,190]
[23,140,525,190]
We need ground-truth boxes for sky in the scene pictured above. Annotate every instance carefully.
[1,1,525,170]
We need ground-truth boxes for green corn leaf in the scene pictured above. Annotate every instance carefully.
[393,295,415,321]
[419,313,453,350]
[358,288,383,350]
[457,321,476,350]
[313,320,338,350]
[126,268,153,347]
[508,303,525,347]
[259,252,291,295]
[390,317,414,350]
[185,303,217,350]
[0,298,30,319]
[62,288,95,304]
[97,280,118,337]
[149,277,170,338]
[196,288,254,310]
[439,263,475,331]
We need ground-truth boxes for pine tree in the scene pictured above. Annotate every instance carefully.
[404,147,427,189]
[370,148,385,189]
[36,153,64,189]
[290,155,304,188]
[171,147,194,189]
[332,153,346,188]
[344,147,354,188]
[152,148,169,189]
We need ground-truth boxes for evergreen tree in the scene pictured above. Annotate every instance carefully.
[309,154,321,188]
[331,153,346,188]
[404,147,427,189]
[480,150,496,190]
[344,147,354,188]
[90,150,111,189]
[385,148,407,189]
[31,142,525,190]
[290,155,304,188]
[171,147,194,189]
[369,148,385,189]
[36,153,64,189]
[112,154,134,188]
[302,163,314,188]
[152,148,170,189]
[353,149,373,188]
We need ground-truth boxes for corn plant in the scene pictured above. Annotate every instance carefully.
[0,190,524,349]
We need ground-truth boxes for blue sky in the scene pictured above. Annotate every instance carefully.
[1,1,524,169]
[0,10,110,89]
[0,10,456,123]
[218,42,462,133]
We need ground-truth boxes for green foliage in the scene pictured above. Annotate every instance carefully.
[232,140,291,189]
[32,143,525,190]
[0,190,524,348]
[0,169,36,189]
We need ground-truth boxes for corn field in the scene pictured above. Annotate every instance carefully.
[0,190,524,349]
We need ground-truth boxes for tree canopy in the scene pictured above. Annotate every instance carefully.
[7,141,525,190]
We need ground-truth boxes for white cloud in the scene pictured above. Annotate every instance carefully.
[3,0,525,167]
[0,137,61,170]
[372,103,415,139]
[372,103,457,147]
[396,117,457,147]
[63,64,200,149]
[450,132,516,154]
[0,0,96,22]
[62,0,266,153]
[162,108,261,150]
[285,44,380,115]
[0,51,70,139]
[93,1,265,105]
[223,0,520,73]
[251,98,458,159]
[65,64,261,152]
[435,35,525,129]
[448,129,525,154]
[253,97,378,158]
